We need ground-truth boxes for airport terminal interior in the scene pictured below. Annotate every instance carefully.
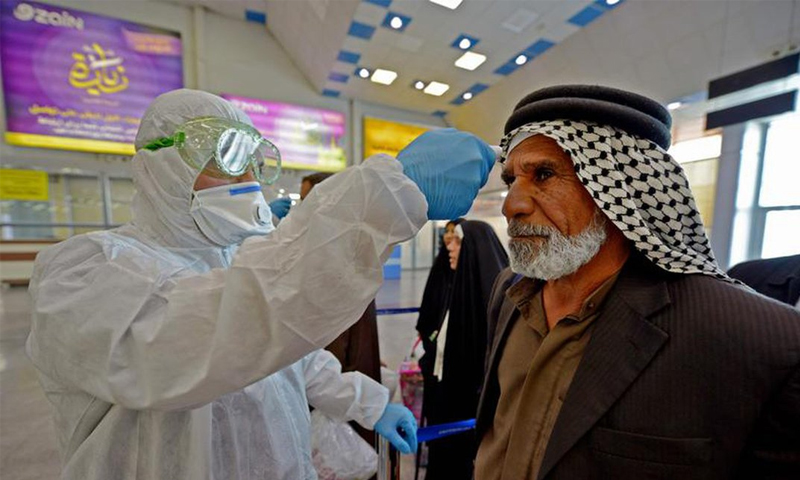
[1,0,799,479]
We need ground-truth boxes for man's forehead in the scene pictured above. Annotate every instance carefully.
[505,135,573,169]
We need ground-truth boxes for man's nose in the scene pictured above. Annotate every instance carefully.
[502,183,534,220]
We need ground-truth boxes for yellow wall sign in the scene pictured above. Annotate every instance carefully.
[363,117,431,159]
[0,169,49,202]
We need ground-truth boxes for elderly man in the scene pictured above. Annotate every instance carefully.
[474,85,800,480]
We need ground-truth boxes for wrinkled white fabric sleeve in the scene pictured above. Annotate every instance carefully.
[27,155,426,411]
[303,350,389,429]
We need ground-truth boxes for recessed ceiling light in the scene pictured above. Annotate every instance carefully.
[458,38,472,49]
[414,80,426,90]
[371,68,398,85]
[424,81,450,96]
[515,54,528,65]
[357,68,370,78]
[462,92,473,100]
[455,51,487,71]
[390,16,403,29]
[667,101,682,110]
[429,0,463,10]
[606,0,620,5]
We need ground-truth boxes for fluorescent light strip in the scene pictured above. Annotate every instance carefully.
[429,0,463,10]
[371,68,398,85]
[455,51,487,71]
[424,81,450,96]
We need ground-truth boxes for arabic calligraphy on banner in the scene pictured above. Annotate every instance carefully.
[0,1,183,155]
[69,43,130,96]
[363,117,430,159]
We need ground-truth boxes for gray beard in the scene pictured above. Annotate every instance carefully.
[507,212,608,280]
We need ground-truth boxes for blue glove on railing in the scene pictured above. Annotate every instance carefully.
[397,128,496,220]
[268,197,292,220]
[374,403,418,455]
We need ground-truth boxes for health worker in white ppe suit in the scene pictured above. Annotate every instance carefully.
[26,89,496,480]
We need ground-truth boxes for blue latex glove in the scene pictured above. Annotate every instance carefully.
[268,197,292,220]
[397,128,495,220]
[374,404,418,455]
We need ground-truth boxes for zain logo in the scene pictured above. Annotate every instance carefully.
[13,3,85,30]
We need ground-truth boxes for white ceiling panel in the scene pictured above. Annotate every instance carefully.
[161,0,800,129]
[451,0,800,142]
[355,3,390,24]
[317,0,602,113]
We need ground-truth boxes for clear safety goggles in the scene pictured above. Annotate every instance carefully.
[143,117,281,185]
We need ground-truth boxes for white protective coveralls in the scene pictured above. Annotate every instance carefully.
[26,90,428,480]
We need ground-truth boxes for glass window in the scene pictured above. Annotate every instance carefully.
[761,209,800,258]
[1,170,109,240]
[731,114,800,265]
[0,200,56,239]
[759,116,800,207]
[64,176,104,226]
[110,177,135,224]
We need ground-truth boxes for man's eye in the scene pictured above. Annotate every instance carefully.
[501,172,515,186]
[535,169,553,182]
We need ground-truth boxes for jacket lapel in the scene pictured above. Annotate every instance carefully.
[477,283,522,436]
[537,256,672,479]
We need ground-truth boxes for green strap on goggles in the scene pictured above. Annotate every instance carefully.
[143,132,185,151]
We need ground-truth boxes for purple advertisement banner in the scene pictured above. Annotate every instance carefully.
[1,1,183,155]
[222,94,347,172]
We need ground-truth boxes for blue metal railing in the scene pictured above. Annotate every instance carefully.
[375,307,420,315]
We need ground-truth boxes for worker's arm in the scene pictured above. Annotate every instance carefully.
[303,349,388,429]
[28,156,425,410]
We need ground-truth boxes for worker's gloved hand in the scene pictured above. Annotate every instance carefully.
[397,128,495,220]
[268,197,292,220]
[374,403,418,455]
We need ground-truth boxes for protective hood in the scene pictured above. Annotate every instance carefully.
[129,89,256,259]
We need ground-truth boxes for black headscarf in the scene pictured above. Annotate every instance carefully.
[421,220,509,480]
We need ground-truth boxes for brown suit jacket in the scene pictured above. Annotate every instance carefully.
[477,254,800,480]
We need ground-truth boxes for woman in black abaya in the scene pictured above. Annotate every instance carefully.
[417,220,508,480]
[416,220,461,395]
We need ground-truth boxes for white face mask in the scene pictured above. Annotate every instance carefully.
[190,182,275,246]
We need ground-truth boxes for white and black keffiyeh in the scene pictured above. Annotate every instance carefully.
[501,119,734,282]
